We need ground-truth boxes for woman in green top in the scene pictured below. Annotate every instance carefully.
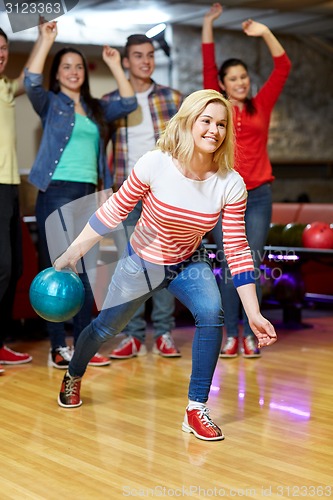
[24,21,137,368]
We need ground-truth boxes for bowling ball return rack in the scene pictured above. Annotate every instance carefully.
[263,245,333,328]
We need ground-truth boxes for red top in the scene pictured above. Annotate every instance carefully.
[202,43,292,190]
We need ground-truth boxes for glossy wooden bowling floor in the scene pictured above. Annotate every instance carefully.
[1,306,332,499]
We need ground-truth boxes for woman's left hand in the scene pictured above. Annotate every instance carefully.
[249,314,277,348]
[242,19,269,37]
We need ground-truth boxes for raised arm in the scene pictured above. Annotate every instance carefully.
[102,46,135,98]
[26,20,57,74]
[14,32,43,96]
[242,19,286,58]
[201,3,223,91]
[202,2,223,44]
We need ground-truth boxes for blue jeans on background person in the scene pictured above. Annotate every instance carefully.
[112,200,175,341]
[35,181,97,350]
[212,182,272,338]
[68,244,223,403]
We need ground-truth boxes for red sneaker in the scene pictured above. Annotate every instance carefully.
[242,336,261,358]
[182,406,224,441]
[58,371,82,408]
[48,346,72,369]
[88,353,111,366]
[219,337,239,358]
[0,346,32,365]
[0,364,4,374]
[152,332,181,358]
[109,336,147,359]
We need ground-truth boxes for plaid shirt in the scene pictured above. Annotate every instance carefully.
[103,81,183,190]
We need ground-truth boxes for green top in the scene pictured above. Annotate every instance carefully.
[52,113,99,185]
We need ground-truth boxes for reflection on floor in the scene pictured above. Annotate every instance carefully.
[1,306,332,499]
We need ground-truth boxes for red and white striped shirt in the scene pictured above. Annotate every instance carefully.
[90,150,254,280]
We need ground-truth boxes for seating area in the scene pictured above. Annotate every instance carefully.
[271,202,333,226]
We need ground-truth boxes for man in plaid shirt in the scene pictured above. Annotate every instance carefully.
[103,34,184,359]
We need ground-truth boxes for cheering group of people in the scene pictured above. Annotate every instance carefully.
[1,2,292,440]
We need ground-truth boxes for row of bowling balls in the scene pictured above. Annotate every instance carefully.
[266,221,333,249]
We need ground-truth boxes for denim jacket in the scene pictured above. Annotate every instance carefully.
[24,69,137,192]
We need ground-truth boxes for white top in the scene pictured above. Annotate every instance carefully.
[92,150,253,278]
[126,85,155,174]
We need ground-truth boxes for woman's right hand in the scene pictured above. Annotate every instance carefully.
[53,250,78,275]
[204,2,223,23]
[40,20,58,42]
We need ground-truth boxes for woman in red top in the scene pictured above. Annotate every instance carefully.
[202,3,291,358]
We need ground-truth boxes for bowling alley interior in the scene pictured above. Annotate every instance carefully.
[1,1,333,498]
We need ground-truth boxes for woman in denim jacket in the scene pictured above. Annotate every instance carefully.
[24,21,137,369]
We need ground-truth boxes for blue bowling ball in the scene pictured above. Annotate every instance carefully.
[29,267,85,322]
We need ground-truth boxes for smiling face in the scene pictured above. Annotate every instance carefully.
[123,42,155,82]
[56,52,85,96]
[0,34,9,75]
[192,102,228,155]
[220,64,251,103]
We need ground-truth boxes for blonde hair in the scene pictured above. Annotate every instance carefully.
[157,89,234,172]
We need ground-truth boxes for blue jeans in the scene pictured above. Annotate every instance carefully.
[212,183,272,338]
[36,181,97,349]
[112,200,175,341]
[69,244,223,403]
